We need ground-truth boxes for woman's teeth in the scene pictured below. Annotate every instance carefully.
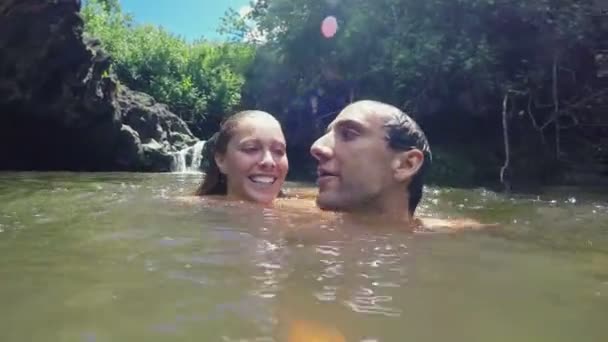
[249,176,276,184]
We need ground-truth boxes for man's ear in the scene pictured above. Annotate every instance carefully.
[391,149,424,182]
[214,153,227,174]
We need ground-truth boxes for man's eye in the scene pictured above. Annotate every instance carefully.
[339,128,359,140]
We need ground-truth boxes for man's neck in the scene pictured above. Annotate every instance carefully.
[342,211,415,230]
[341,192,416,231]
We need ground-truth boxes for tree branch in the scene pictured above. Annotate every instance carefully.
[527,93,546,145]
[500,91,511,191]
[539,88,608,130]
[553,54,561,158]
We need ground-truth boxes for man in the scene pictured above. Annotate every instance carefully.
[310,99,486,231]
[310,99,428,224]
[280,100,486,342]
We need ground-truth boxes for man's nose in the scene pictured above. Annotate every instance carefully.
[310,134,333,161]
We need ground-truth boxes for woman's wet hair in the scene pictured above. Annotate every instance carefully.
[195,110,288,197]
[195,110,262,196]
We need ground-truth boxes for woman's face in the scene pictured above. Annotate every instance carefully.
[215,114,289,205]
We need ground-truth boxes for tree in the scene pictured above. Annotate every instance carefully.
[233,0,606,184]
[81,0,256,138]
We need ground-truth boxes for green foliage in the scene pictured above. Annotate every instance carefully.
[82,0,606,183]
[233,0,605,182]
[427,145,503,186]
[427,147,478,186]
[81,0,255,137]
[242,0,598,108]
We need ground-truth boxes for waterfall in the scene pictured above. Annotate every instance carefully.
[171,140,206,173]
[190,140,206,171]
[172,148,188,173]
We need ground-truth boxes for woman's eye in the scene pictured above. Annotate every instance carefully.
[273,148,286,157]
[242,146,259,153]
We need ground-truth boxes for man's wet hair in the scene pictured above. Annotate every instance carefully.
[358,100,432,215]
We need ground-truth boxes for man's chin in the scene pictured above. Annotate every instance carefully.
[315,195,347,212]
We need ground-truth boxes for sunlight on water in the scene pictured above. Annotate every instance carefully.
[0,172,607,341]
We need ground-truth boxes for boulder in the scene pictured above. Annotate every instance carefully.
[0,0,200,171]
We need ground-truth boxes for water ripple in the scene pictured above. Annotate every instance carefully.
[344,286,402,318]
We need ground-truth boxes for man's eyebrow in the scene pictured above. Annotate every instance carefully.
[326,119,365,133]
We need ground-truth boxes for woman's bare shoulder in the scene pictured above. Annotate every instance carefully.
[280,187,319,200]
[173,195,203,204]
[171,195,228,206]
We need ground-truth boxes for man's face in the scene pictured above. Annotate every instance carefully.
[310,105,397,212]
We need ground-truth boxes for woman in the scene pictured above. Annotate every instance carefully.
[195,110,289,205]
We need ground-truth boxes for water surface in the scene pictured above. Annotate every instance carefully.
[0,172,607,341]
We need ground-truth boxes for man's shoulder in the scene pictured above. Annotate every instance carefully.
[416,217,500,233]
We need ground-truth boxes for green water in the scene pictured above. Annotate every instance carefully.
[0,172,607,342]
